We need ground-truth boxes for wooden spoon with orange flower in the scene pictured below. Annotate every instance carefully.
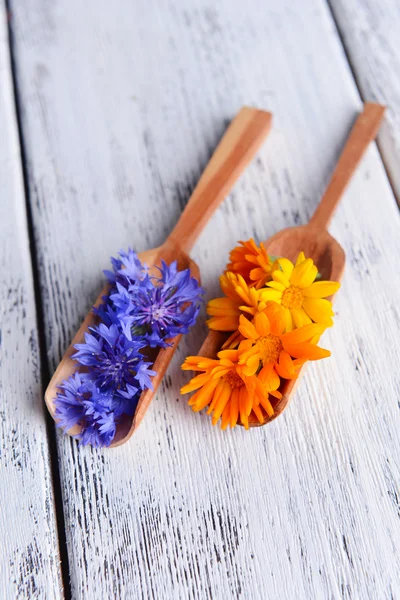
[190,102,385,428]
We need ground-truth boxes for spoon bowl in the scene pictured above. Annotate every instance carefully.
[44,244,199,445]
[264,226,345,281]
[45,106,273,446]
[195,102,385,427]
[248,226,345,425]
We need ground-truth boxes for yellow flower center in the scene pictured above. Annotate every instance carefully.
[256,335,282,365]
[281,285,303,309]
[223,370,244,389]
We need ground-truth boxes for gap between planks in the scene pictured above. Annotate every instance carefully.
[326,0,400,207]
[5,1,72,597]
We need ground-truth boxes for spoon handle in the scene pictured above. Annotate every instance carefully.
[309,102,385,231]
[168,107,272,254]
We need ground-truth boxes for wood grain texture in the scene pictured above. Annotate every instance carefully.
[0,3,63,598]
[169,107,272,253]
[8,0,400,598]
[329,0,400,203]
[309,102,385,230]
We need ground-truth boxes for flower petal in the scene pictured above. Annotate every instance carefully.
[302,281,341,298]
[254,311,270,336]
[238,315,259,340]
[271,270,291,288]
[283,307,293,332]
[290,259,318,288]
[258,363,280,391]
[238,339,255,352]
[302,297,334,326]
[281,323,325,345]
[267,280,286,292]
[207,297,240,315]
[275,350,296,379]
[277,257,294,279]
[181,356,218,371]
[180,372,213,394]
[221,402,231,430]
[242,355,260,376]
[211,368,231,379]
[240,305,258,316]
[285,342,331,361]
[212,383,232,422]
[291,307,312,328]
[239,387,250,429]
[252,403,265,424]
[222,330,243,349]
[249,267,268,282]
[206,316,239,331]
[218,359,234,368]
[243,386,253,416]
[259,394,274,417]
[206,380,226,414]
[230,388,240,428]
[259,288,283,303]
[264,301,286,336]
[218,349,239,361]
[191,377,220,411]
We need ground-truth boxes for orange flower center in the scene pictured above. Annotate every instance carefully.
[281,285,303,309]
[256,335,282,365]
[223,370,244,389]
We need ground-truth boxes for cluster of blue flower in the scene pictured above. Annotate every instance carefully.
[54,249,204,447]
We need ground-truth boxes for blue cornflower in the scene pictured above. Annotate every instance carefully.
[119,260,204,347]
[112,384,141,417]
[109,282,135,321]
[57,249,204,447]
[93,299,121,328]
[54,372,89,431]
[96,248,147,330]
[54,373,116,447]
[104,247,146,288]
[73,323,155,393]
[80,388,117,447]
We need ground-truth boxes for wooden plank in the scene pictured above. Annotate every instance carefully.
[8,0,400,597]
[329,0,400,202]
[0,3,63,599]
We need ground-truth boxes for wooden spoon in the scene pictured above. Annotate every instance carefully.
[196,102,385,427]
[45,106,273,446]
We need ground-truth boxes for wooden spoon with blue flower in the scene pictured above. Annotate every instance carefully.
[45,107,273,447]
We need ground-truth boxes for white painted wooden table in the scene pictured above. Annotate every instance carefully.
[1,1,400,598]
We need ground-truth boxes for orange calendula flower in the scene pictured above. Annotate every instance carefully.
[227,238,275,288]
[238,303,330,380]
[259,252,340,330]
[181,342,275,429]
[206,272,259,331]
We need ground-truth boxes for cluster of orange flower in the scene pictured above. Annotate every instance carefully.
[181,239,341,430]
